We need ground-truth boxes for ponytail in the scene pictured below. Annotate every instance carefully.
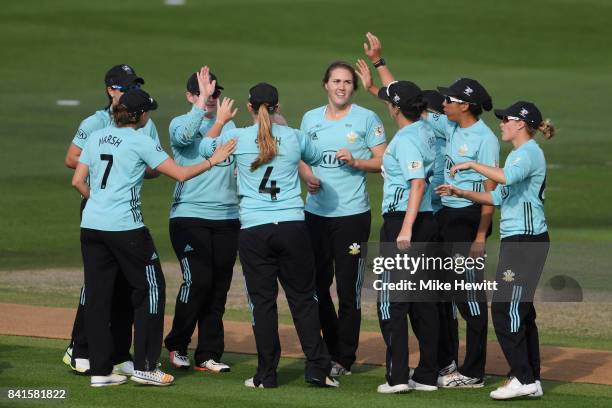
[538,119,555,140]
[527,118,555,140]
[250,104,277,171]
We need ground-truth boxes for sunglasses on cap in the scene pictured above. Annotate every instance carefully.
[444,95,475,105]
[193,89,222,99]
[502,116,521,123]
[110,83,141,92]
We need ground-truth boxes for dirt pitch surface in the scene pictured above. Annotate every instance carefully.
[1,303,611,385]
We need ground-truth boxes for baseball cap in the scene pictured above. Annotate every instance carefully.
[104,64,145,88]
[377,81,423,110]
[437,78,492,110]
[248,83,278,111]
[118,89,158,114]
[423,90,445,114]
[186,71,224,96]
[494,101,542,128]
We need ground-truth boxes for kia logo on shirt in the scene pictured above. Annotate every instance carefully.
[320,150,345,168]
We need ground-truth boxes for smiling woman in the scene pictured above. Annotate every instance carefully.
[298,60,387,377]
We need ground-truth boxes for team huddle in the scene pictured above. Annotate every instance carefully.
[62,33,554,400]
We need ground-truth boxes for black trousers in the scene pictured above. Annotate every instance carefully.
[164,217,239,363]
[436,205,489,379]
[433,210,459,370]
[70,198,133,364]
[492,232,549,384]
[81,227,165,376]
[305,210,370,371]
[377,211,440,386]
[239,221,331,388]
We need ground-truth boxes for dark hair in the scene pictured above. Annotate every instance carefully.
[322,61,359,90]
[112,104,142,127]
[398,96,428,122]
[467,97,492,118]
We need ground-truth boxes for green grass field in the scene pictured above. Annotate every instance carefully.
[1,335,611,408]
[1,0,612,271]
[1,2,612,403]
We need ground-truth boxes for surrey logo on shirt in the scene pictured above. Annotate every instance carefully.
[408,160,422,171]
[76,129,87,139]
[374,125,384,138]
[458,144,469,156]
[512,156,522,166]
[503,269,515,283]
[348,243,361,255]
[346,131,358,144]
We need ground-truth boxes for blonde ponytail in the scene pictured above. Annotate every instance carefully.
[538,119,555,140]
[250,105,277,171]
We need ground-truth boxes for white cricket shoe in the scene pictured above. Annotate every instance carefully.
[194,359,231,373]
[408,379,438,391]
[528,380,544,397]
[244,377,265,388]
[72,358,90,374]
[438,360,457,376]
[377,382,410,394]
[330,361,351,377]
[169,350,190,368]
[490,377,538,400]
[437,371,484,388]
[91,373,127,387]
[113,360,134,376]
[131,369,174,386]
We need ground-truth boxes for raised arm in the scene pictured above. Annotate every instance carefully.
[364,32,396,86]
[206,97,237,138]
[156,139,236,182]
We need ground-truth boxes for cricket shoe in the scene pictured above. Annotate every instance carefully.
[377,382,410,394]
[244,377,266,388]
[306,375,340,388]
[437,371,484,388]
[113,360,134,376]
[408,379,438,391]
[169,350,190,369]
[438,360,457,377]
[131,369,174,386]
[62,346,72,367]
[71,358,91,374]
[528,380,543,398]
[194,359,230,373]
[490,377,537,400]
[330,361,351,377]
[90,374,127,387]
